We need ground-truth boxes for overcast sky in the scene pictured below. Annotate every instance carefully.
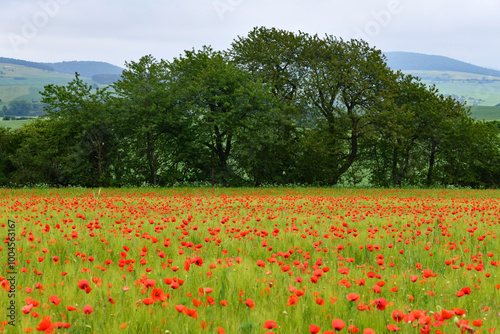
[1,0,499,70]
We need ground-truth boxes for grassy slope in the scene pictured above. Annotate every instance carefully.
[469,106,500,121]
[0,63,96,106]
[0,119,34,129]
[402,70,500,106]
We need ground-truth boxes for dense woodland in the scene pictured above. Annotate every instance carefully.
[1,27,499,188]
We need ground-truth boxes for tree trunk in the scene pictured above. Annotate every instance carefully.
[426,141,437,186]
[147,131,158,186]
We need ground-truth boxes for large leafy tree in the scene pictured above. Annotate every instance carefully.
[0,127,16,185]
[41,74,116,186]
[112,55,188,186]
[169,46,279,186]
[368,74,438,187]
[230,27,308,184]
[231,27,397,185]
[299,35,395,184]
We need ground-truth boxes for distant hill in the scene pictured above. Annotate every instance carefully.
[45,61,123,78]
[384,52,500,77]
[384,52,500,107]
[0,57,123,79]
[0,57,54,72]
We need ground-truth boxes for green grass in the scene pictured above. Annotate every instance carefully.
[0,119,32,129]
[0,63,97,106]
[470,106,500,121]
[402,70,500,106]
[404,70,500,81]
[0,86,31,103]
[0,187,498,333]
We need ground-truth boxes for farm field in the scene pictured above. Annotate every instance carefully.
[469,106,500,121]
[399,70,500,107]
[1,188,499,333]
[0,64,97,107]
[0,119,35,130]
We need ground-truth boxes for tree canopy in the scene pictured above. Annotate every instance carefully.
[1,27,499,188]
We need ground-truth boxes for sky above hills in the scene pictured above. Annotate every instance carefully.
[1,0,499,70]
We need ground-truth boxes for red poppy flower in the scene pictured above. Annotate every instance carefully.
[243,298,255,309]
[441,309,454,320]
[77,280,91,294]
[392,310,404,322]
[36,316,55,333]
[48,295,61,306]
[83,305,93,315]
[348,324,360,333]
[309,324,321,333]
[22,304,33,314]
[332,319,346,331]
[472,319,483,327]
[387,324,401,331]
[375,298,388,311]
[346,293,360,302]
[263,320,277,329]
[142,298,155,305]
[150,288,167,302]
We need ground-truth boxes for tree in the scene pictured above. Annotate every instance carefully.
[0,127,16,185]
[8,119,63,186]
[6,100,34,116]
[169,46,280,186]
[112,55,189,186]
[231,27,397,185]
[368,73,437,187]
[437,115,500,187]
[41,73,116,187]
[230,27,308,184]
[299,35,395,184]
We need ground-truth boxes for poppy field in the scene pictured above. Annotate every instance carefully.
[1,187,500,334]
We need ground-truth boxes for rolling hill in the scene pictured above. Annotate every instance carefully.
[0,58,123,112]
[384,52,500,77]
[0,57,123,78]
[384,52,500,111]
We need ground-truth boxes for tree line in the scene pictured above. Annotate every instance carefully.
[1,27,499,188]
[1,99,46,117]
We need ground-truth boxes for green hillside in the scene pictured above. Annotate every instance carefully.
[0,118,34,129]
[469,106,500,121]
[406,71,500,106]
[0,57,123,78]
[385,52,500,106]
[0,63,98,108]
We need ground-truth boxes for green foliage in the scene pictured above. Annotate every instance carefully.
[40,73,118,187]
[1,27,499,188]
[169,46,281,186]
[5,99,35,116]
[111,55,181,186]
